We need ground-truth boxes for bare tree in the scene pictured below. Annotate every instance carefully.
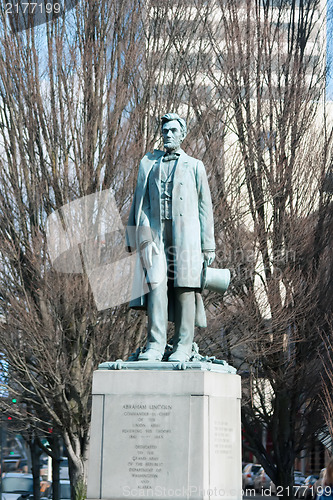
[0,0,332,497]
[0,0,217,495]
[0,0,146,493]
[181,0,333,497]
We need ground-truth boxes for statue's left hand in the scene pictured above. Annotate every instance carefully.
[204,251,215,266]
[141,242,159,269]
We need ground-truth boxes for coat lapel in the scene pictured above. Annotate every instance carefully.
[153,155,162,193]
[135,150,163,226]
[173,149,188,187]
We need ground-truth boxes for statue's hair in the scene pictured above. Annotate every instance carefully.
[161,113,187,138]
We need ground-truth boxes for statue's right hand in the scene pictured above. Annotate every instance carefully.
[141,242,159,269]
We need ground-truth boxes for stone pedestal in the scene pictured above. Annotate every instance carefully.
[87,363,242,500]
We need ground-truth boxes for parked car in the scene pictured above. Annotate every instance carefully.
[254,467,271,492]
[47,479,71,500]
[1,473,33,500]
[16,480,70,500]
[242,463,262,490]
[294,471,306,487]
[2,456,25,473]
[297,475,319,499]
[59,479,71,499]
[59,457,69,480]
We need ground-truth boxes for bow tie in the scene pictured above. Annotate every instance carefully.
[162,153,180,162]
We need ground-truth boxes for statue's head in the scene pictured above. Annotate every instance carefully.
[161,113,187,152]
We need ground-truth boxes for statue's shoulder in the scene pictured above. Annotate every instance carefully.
[180,150,204,167]
[139,149,164,175]
[143,149,164,161]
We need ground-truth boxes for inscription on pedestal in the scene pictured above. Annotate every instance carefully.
[209,397,241,499]
[122,403,171,486]
[102,395,190,499]
[213,419,234,459]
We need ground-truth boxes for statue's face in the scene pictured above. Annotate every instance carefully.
[162,120,184,152]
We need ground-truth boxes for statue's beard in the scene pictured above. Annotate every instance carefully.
[164,140,181,152]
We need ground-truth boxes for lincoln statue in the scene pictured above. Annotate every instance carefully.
[126,113,215,363]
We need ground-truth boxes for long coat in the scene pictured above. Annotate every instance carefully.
[126,149,215,327]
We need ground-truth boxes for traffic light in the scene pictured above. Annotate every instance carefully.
[6,397,17,421]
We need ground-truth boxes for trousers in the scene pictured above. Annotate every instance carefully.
[146,220,195,356]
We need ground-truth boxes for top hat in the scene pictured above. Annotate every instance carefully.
[201,262,230,295]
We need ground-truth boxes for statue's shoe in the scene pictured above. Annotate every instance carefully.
[138,348,163,361]
[168,350,190,363]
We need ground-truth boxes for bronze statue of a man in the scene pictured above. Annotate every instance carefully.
[126,113,215,362]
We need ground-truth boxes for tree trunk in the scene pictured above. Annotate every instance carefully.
[68,454,86,500]
[64,430,88,500]
[51,436,61,500]
[29,437,41,500]
[273,390,295,500]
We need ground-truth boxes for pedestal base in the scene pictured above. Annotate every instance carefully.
[87,364,242,500]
